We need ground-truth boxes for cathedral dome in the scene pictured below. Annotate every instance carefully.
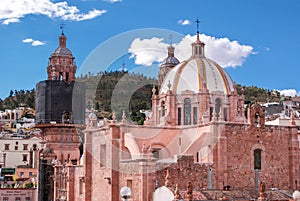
[160,31,235,95]
[160,56,234,95]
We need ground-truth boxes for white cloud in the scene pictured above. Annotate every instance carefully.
[2,18,20,25]
[22,38,34,43]
[177,19,191,26]
[104,0,122,3]
[0,0,107,25]
[32,40,46,46]
[278,89,300,97]
[128,38,168,66]
[128,34,254,68]
[22,38,45,46]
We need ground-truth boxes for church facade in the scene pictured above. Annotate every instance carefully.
[36,29,300,201]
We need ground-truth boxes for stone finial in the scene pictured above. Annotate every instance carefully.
[141,143,147,154]
[149,144,154,158]
[167,80,172,91]
[152,85,156,96]
[165,169,171,187]
[186,181,193,201]
[212,109,218,122]
[233,83,237,95]
[122,110,127,123]
[258,182,266,201]
[259,182,265,194]
[219,107,224,122]
[290,111,296,126]
[174,184,182,200]
[112,111,116,122]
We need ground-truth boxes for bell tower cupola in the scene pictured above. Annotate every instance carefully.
[47,30,76,82]
[158,35,180,89]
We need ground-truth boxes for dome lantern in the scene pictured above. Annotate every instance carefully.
[192,18,205,58]
[59,33,67,48]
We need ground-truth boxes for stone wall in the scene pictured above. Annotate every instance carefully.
[224,123,298,190]
[119,158,156,201]
[155,155,216,190]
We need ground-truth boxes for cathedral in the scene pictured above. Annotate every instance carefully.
[36,27,300,201]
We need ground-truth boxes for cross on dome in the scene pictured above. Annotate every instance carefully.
[60,23,66,35]
[195,18,200,34]
[192,18,205,57]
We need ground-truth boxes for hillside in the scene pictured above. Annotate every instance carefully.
[235,84,281,103]
[0,72,287,124]
[78,71,157,123]
[0,89,35,111]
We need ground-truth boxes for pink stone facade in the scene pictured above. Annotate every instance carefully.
[66,118,299,201]
[38,31,300,201]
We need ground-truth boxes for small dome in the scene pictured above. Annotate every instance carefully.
[161,56,180,66]
[161,45,180,67]
[160,57,234,95]
[52,47,73,56]
[51,33,73,56]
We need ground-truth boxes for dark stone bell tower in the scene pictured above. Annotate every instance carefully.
[36,31,85,201]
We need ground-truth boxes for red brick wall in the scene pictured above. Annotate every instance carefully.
[224,124,298,190]
[155,155,216,190]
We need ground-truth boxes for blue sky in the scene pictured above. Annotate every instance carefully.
[0,0,300,99]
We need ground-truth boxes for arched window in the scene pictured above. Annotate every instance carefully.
[161,101,165,117]
[215,98,221,118]
[223,108,227,121]
[184,98,191,125]
[254,149,262,170]
[178,108,182,125]
[255,113,259,126]
[193,107,197,125]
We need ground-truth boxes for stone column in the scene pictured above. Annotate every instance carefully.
[84,130,93,201]
[138,153,157,201]
[214,122,228,190]
[67,164,75,201]
[110,123,120,201]
[289,126,300,189]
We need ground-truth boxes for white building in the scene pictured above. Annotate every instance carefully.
[0,136,42,168]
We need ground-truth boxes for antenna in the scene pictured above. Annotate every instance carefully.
[121,55,126,71]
